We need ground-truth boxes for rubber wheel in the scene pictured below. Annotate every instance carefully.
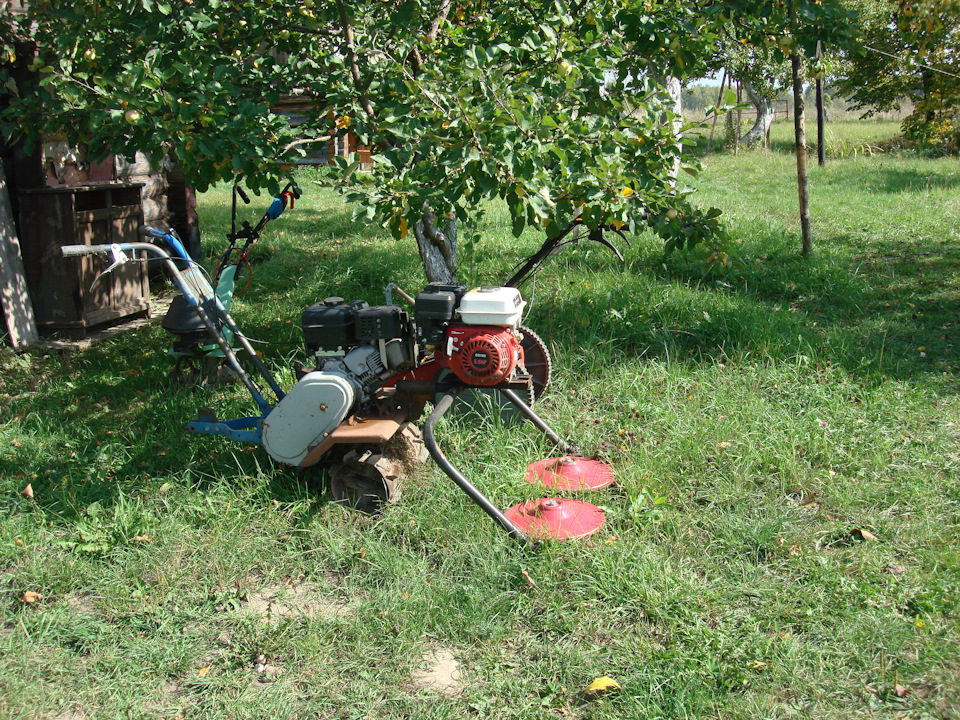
[329,449,400,513]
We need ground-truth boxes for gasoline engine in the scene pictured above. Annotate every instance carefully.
[260,284,546,471]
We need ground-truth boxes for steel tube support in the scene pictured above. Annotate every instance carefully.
[423,388,529,545]
[212,295,285,403]
[500,388,581,456]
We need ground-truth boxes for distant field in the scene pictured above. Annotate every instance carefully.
[686,113,906,157]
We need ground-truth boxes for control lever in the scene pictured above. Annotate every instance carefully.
[89,243,130,291]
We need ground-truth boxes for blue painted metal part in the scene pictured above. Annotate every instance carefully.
[186,415,264,444]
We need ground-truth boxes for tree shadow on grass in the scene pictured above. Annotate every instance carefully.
[7,186,955,528]
[238,200,959,391]
[533,227,960,389]
[0,327,332,532]
[809,163,960,194]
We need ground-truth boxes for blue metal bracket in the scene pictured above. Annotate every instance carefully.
[186,413,264,444]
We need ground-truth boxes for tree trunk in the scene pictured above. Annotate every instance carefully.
[413,204,457,283]
[816,41,826,166]
[652,72,682,184]
[738,80,775,146]
[792,53,813,256]
[665,75,682,183]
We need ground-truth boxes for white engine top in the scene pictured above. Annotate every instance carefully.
[457,287,525,327]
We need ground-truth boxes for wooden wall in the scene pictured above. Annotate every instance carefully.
[113,152,200,259]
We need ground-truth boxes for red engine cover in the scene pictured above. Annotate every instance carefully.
[447,325,520,386]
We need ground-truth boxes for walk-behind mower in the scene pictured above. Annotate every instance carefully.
[62,225,614,545]
[161,182,300,386]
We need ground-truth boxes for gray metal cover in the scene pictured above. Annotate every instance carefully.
[262,371,355,465]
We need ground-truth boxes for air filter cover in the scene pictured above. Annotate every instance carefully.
[458,286,525,326]
[505,498,605,540]
[525,457,614,490]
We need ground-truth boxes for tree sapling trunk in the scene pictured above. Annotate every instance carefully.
[413,204,458,283]
[791,52,813,256]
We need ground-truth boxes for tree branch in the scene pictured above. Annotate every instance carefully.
[427,0,453,40]
[334,0,377,121]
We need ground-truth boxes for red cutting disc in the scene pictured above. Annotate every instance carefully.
[505,498,606,540]
[525,457,615,490]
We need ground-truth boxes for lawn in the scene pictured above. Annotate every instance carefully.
[1,122,958,719]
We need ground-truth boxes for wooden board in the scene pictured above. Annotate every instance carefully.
[0,170,38,349]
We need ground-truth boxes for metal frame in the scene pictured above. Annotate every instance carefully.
[62,238,586,545]
[61,238,282,422]
[422,385,581,545]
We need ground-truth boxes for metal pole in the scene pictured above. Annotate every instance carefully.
[423,389,530,545]
[706,69,727,157]
[156,259,273,411]
[500,388,581,455]
[211,295,285,403]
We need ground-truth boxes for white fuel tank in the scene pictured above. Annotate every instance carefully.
[457,286,525,327]
[261,371,355,466]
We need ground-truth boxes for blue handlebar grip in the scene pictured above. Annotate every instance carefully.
[139,225,190,261]
[266,196,285,220]
[138,225,166,240]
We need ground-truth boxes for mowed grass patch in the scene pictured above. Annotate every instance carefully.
[1,137,959,719]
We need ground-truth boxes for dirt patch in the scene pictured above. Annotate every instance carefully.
[65,592,99,615]
[143,677,188,717]
[243,582,352,623]
[49,709,87,720]
[411,648,463,696]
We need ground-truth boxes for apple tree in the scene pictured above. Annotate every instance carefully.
[0,0,856,281]
[837,0,960,154]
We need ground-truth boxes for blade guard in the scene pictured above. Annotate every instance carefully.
[261,372,355,466]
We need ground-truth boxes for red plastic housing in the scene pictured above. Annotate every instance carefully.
[446,325,520,386]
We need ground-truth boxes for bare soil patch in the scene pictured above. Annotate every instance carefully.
[243,581,353,623]
[411,647,463,696]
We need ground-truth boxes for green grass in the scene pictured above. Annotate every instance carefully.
[2,126,959,719]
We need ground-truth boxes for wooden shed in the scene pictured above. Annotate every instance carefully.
[0,0,200,341]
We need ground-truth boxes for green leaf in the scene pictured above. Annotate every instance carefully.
[511,211,526,237]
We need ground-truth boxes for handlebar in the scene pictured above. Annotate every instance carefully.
[61,241,172,260]
[138,225,191,261]
[138,225,168,241]
[61,244,103,257]
[266,183,301,220]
